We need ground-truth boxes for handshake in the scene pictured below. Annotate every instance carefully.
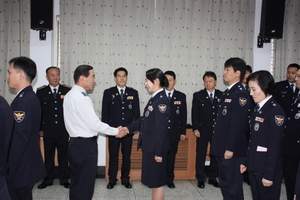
[116,126,129,138]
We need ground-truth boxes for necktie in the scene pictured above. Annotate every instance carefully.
[255,104,260,112]
[120,89,124,100]
[210,93,214,103]
[291,84,294,93]
[53,88,57,99]
[168,92,171,101]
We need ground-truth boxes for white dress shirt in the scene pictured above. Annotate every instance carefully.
[63,85,118,138]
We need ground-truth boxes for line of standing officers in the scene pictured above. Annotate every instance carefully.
[1,56,300,200]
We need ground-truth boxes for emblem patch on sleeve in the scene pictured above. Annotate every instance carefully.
[14,111,25,123]
[274,115,284,126]
[158,104,167,113]
[239,97,247,106]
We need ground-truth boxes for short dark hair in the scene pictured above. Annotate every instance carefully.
[9,56,37,83]
[146,68,169,88]
[246,65,252,73]
[287,63,300,70]
[247,70,275,96]
[113,67,128,77]
[46,66,60,74]
[164,71,176,80]
[203,71,217,80]
[224,57,246,82]
[74,65,93,83]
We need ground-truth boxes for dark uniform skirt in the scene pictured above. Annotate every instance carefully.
[141,151,167,188]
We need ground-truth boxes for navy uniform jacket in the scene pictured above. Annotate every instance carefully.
[192,89,222,139]
[36,84,71,138]
[0,96,14,177]
[282,95,300,157]
[8,86,46,188]
[168,90,187,143]
[127,90,170,156]
[246,97,285,181]
[102,86,140,127]
[211,82,249,157]
[296,161,300,197]
[274,80,299,115]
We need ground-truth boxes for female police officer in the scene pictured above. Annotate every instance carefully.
[125,68,170,200]
[240,70,285,200]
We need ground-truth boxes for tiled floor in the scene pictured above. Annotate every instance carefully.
[32,179,287,200]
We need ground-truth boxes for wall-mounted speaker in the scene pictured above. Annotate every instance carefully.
[31,0,53,31]
[259,0,285,39]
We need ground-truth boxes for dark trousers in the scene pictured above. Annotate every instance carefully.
[196,137,218,181]
[43,136,69,184]
[283,154,300,200]
[6,178,33,200]
[216,156,244,200]
[68,137,97,200]
[0,176,11,200]
[248,170,282,200]
[108,135,132,183]
[166,140,179,183]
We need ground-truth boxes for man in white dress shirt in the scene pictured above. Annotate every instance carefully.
[63,65,126,200]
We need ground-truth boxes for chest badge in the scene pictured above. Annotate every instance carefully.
[222,108,227,115]
[254,122,259,131]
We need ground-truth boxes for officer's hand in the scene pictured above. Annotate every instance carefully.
[262,178,273,187]
[116,126,127,138]
[180,135,186,141]
[194,130,200,138]
[224,150,233,159]
[154,156,162,162]
[240,164,247,173]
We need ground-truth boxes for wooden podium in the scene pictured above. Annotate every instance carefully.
[105,128,196,180]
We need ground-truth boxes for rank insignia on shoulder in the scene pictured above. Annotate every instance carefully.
[158,104,167,113]
[239,97,247,106]
[37,85,47,90]
[14,111,25,123]
[274,115,284,126]
[62,84,71,88]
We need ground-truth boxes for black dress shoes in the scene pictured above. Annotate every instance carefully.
[61,182,70,188]
[122,182,132,189]
[37,182,53,189]
[167,182,175,188]
[107,182,116,189]
[208,179,220,188]
[197,180,205,188]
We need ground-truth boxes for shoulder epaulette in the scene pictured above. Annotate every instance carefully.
[37,85,47,90]
[62,84,71,89]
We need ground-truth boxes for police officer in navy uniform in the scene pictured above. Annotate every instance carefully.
[125,68,170,200]
[241,70,285,200]
[211,58,249,200]
[102,67,140,189]
[295,160,300,200]
[0,95,14,199]
[192,71,222,189]
[36,67,71,189]
[6,57,46,200]
[282,68,300,200]
[164,71,187,188]
[274,63,300,115]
